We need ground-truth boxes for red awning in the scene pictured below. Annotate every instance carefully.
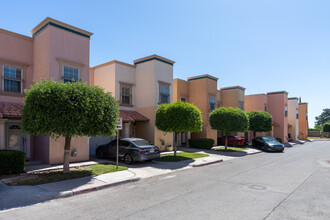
[119,110,149,122]
[0,102,23,118]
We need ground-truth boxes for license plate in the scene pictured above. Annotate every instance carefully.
[149,149,154,153]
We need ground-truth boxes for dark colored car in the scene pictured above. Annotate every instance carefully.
[218,135,245,147]
[252,136,284,152]
[95,138,160,164]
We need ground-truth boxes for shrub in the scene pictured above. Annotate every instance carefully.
[0,150,26,175]
[308,128,321,131]
[188,138,214,149]
[323,124,330,132]
[275,138,283,143]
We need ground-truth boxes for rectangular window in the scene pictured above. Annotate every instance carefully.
[3,66,22,93]
[264,105,267,112]
[239,102,244,110]
[63,66,79,83]
[285,105,288,117]
[209,96,215,110]
[160,85,170,104]
[181,97,186,102]
[121,86,131,105]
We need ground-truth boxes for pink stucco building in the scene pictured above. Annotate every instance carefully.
[0,17,93,164]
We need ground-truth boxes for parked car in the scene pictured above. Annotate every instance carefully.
[95,138,160,164]
[218,135,245,147]
[252,136,284,152]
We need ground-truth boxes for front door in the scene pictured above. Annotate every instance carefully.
[6,121,30,159]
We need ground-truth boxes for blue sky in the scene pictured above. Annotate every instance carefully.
[1,0,329,127]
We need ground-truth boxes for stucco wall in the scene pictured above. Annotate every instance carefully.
[267,93,288,142]
[173,78,189,102]
[298,103,308,139]
[0,29,33,101]
[49,136,89,164]
[115,63,135,110]
[288,99,299,141]
[93,64,116,95]
[245,94,267,112]
[135,61,155,107]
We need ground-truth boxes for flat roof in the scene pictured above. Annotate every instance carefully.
[92,60,135,69]
[0,28,32,41]
[267,91,288,95]
[187,74,218,82]
[245,93,266,96]
[220,85,246,91]
[288,97,299,100]
[133,54,175,66]
[30,17,93,39]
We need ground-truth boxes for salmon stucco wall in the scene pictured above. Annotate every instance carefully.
[298,103,308,140]
[288,98,299,141]
[267,92,288,143]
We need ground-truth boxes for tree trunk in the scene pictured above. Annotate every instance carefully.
[63,136,71,174]
[174,132,178,156]
[225,132,228,150]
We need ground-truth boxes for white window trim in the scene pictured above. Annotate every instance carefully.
[2,65,23,94]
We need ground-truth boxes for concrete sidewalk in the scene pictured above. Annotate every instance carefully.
[0,147,261,211]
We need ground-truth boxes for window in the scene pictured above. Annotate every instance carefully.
[264,105,267,112]
[160,84,170,104]
[239,102,244,110]
[121,86,131,105]
[285,105,288,117]
[3,66,22,93]
[181,97,186,102]
[296,109,299,119]
[209,96,215,110]
[63,66,79,83]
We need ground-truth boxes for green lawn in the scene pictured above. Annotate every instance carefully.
[215,147,247,152]
[3,163,127,186]
[156,152,209,162]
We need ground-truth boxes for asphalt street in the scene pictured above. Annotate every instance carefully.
[1,141,330,220]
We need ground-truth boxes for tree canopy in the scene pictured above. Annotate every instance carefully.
[155,101,202,155]
[209,107,249,133]
[22,80,119,173]
[247,110,272,132]
[323,122,330,132]
[155,101,203,133]
[315,109,330,126]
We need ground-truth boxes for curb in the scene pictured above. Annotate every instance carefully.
[58,177,140,198]
[191,159,223,167]
[246,151,261,155]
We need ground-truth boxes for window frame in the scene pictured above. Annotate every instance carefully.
[238,101,245,110]
[2,65,23,94]
[285,105,288,117]
[119,82,134,106]
[62,65,80,83]
[158,81,171,104]
[209,96,215,110]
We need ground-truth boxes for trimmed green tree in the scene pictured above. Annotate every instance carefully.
[155,101,203,156]
[22,80,119,173]
[209,107,249,150]
[315,109,330,126]
[247,111,272,138]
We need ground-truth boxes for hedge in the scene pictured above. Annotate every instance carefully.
[0,150,26,175]
[188,138,214,149]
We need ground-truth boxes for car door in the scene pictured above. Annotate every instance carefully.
[107,140,117,158]
[119,140,130,158]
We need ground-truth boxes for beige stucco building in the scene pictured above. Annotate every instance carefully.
[287,97,299,141]
[0,17,92,164]
[90,55,174,151]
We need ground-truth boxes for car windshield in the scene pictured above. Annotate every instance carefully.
[132,140,150,146]
[263,137,278,143]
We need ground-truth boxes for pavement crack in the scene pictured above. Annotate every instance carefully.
[263,167,320,220]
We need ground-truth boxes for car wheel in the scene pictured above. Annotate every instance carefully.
[96,149,104,159]
[232,141,238,147]
[124,154,134,165]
